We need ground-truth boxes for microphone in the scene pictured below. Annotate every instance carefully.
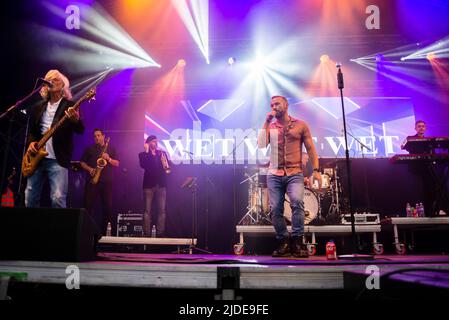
[267,111,275,122]
[336,63,344,90]
[39,78,54,88]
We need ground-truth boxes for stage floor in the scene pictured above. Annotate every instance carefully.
[1,253,449,291]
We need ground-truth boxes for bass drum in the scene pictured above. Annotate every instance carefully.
[284,188,319,225]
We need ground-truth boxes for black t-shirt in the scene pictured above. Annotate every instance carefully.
[81,144,118,184]
[138,150,169,189]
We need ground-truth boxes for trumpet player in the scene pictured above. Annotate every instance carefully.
[139,135,170,237]
[80,128,119,235]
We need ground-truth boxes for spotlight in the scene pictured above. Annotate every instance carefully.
[375,54,384,62]
[251,56,267,74]
[177,59,186,67]
[320,55,330,63]
[426,52,436,61]
[227,57,236,65]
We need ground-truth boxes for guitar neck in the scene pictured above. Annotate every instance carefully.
[37,101,82,149]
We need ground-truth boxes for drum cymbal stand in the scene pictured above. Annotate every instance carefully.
[313,188,326,225]
[238,175,259,225]
[327,165,341,218]
[238,173,270,225]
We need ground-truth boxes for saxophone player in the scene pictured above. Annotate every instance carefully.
[80,129,119,235]
[139,135,170,237]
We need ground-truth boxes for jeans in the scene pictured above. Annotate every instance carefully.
[267,173,304,239]
[143,185,167,236]
[25,158,68,208]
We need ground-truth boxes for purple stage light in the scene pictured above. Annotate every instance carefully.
[375,54,384,62]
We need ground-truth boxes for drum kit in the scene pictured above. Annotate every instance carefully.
[238,166,343,226]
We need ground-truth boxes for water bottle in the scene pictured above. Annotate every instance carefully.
[418,203,425,217]
[106,222,112,236]
[151,225,157,238]
[406,203,411,217]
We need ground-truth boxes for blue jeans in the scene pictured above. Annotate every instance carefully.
[143,186,167,235]
[25,158,68,208]
[267,173,304,239]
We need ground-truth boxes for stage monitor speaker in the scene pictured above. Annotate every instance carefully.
[0,207,99,262]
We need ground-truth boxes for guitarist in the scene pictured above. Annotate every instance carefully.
[80,129,119,235]
[25,70,85,208]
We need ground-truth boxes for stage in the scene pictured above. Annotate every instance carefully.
[2,253,449,301]
[2,0,449,304]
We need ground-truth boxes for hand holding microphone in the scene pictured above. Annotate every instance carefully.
[266,111,276,123]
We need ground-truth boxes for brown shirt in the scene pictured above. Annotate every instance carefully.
[258,116,312,176]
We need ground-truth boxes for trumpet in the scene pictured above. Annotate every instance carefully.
[161,150,170,174]
[91,137,110,184]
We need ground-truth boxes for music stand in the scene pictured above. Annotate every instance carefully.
[180,176,212,254]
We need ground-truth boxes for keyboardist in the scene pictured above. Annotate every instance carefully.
[403,120,428,154]
[403,120,448,216]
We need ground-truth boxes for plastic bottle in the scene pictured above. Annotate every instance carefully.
[151,225,157,238]
[418,203,425,217]
[106,222,112,237]
[406,203,411,217]
[414,203,419,217]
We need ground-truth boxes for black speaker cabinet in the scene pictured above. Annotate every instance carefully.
[0,207,99,262]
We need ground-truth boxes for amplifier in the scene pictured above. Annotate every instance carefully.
[117,213,144,237]
[341,213,380,225]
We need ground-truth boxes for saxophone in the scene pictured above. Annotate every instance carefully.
[90,137,110,185]
[160,150,170,174]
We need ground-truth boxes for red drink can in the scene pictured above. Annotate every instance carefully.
[326,241,337,260]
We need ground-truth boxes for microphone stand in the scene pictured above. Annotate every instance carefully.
[345,131,372,159]
[335,64,373,260]
[0,84,44,120]
[0,83,44,203]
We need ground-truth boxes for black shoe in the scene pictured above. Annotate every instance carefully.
[272,237,291,257]
[291,236,309,258]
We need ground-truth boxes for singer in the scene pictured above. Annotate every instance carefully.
[138,135,171,237]
[258,95,321,257]
[24,69,84,208]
